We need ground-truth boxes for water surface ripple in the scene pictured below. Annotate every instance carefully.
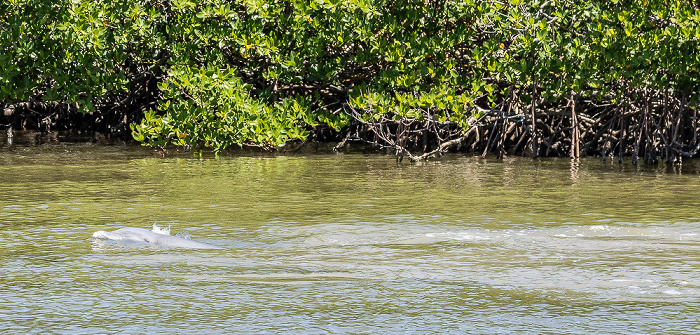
[1,146,699,333]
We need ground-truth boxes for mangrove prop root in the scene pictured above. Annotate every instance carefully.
[337,88,698,164]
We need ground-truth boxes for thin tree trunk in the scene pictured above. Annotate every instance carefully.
[531,77,538,159]
[570,91,579,159]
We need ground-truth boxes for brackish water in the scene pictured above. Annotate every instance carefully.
[1,144,698,334]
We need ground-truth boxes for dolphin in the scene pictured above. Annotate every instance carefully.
[92,227,220,249]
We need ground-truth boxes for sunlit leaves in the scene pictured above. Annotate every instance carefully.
[131,65,318,152]
[3,0,700,150]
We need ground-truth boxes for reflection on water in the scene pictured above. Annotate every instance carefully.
[570,158,579,184]
[0,145,699,333]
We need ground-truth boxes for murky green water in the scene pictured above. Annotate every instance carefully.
[1,144,699,334]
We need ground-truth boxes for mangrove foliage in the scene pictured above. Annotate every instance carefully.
[1,0,699,163]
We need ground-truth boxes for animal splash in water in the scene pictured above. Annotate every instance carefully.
[92,226,220,249]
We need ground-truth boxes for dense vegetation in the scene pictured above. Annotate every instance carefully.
[1,0,699,163]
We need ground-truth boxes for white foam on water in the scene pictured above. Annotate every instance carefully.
[425,232,492,241]
[151,223,171,235]
[663,289,683,295]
